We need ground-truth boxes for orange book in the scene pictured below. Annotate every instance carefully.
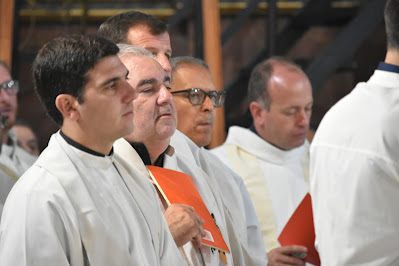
[147,165,230,254]
[278,193,321,266]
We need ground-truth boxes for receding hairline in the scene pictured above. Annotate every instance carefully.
[267,58,304,76]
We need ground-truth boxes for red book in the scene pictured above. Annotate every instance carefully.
[278,193,321,265]
[147,165,230,254]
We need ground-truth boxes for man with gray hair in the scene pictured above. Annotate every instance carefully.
[114,43,238,265]
[99,11,268,265]
[212,57,313,266]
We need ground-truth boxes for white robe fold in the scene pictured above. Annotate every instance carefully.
[310,69,399,265]
[0,129,37,216]
[211,126,309,252]
[0,132,185,266]
[171,130,267,266]
[115,138,233,266]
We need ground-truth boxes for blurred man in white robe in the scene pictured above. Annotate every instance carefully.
[0,62,37,217]
[310,0,399,264]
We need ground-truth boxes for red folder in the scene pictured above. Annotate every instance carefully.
[278,193,321,265]
[147,165,230,254]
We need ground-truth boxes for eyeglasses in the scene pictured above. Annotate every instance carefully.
[171,88,226,107]
[0,80,19,95]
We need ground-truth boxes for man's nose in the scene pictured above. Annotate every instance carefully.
[0,88,11,102]
[297,109,310,127]
[123,81,137,102]
[201,95,214,112]
[157,54,172,74]
[158,85,173,105]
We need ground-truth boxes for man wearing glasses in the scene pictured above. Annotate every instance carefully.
[170,56,226,148]
[0,61,37,217]
[169,56,268,264]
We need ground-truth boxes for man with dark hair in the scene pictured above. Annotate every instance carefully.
[0,35,185,265]
[99,11,171,73]
[99,11,268,265]
[0,61,37,217]
[310,0,399,264]
[212,56,313,266]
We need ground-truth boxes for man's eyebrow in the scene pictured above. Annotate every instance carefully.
[101,77,120,87]
[137,78,156,87]
[146,47,172,55]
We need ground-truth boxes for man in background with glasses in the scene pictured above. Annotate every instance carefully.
[170,56,226,148]
[0,61,37,218]
[212,57,313,266]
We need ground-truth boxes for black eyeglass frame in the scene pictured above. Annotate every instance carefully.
[171,88,226,107]
[0,80,19,95]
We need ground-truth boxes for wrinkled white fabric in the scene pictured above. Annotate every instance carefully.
[310,70,399,266]
[212,126,309,252]
[0,129,37,216]
[0,132,185,266]
[171,130,267,266]
[115,138,232,266]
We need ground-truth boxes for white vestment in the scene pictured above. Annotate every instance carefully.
[211,126,309,252]
[115,138,234,266]
[171,130,267,266]
[310,69,399,265]
[0,129,37,217]
[0,132,185,266]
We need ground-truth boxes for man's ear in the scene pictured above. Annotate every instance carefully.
[249,101,265,126]
[55,94,80,121]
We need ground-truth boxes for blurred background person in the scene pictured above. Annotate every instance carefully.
[12,119,40,156]
[0,61,37,217]
[310,0,399,264]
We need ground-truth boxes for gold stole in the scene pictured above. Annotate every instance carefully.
[225,144,278,252]
[0,162,19,181]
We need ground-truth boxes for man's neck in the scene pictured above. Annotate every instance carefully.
[61,125,112,156]
[1,129,9,145]
[384,49,399,66]
[145,140,170,165]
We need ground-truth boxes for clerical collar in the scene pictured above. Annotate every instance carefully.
[60,130,110,157]
[129,142,166,167]
[377,62,399,73]
[248,123,289,151]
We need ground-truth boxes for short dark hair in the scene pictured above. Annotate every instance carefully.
[385,0,399,49]
[248,56,303,110]
[33,34,119,126]
[170,56,210,80]
[98,11,168,44]
[0,61,11,77]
